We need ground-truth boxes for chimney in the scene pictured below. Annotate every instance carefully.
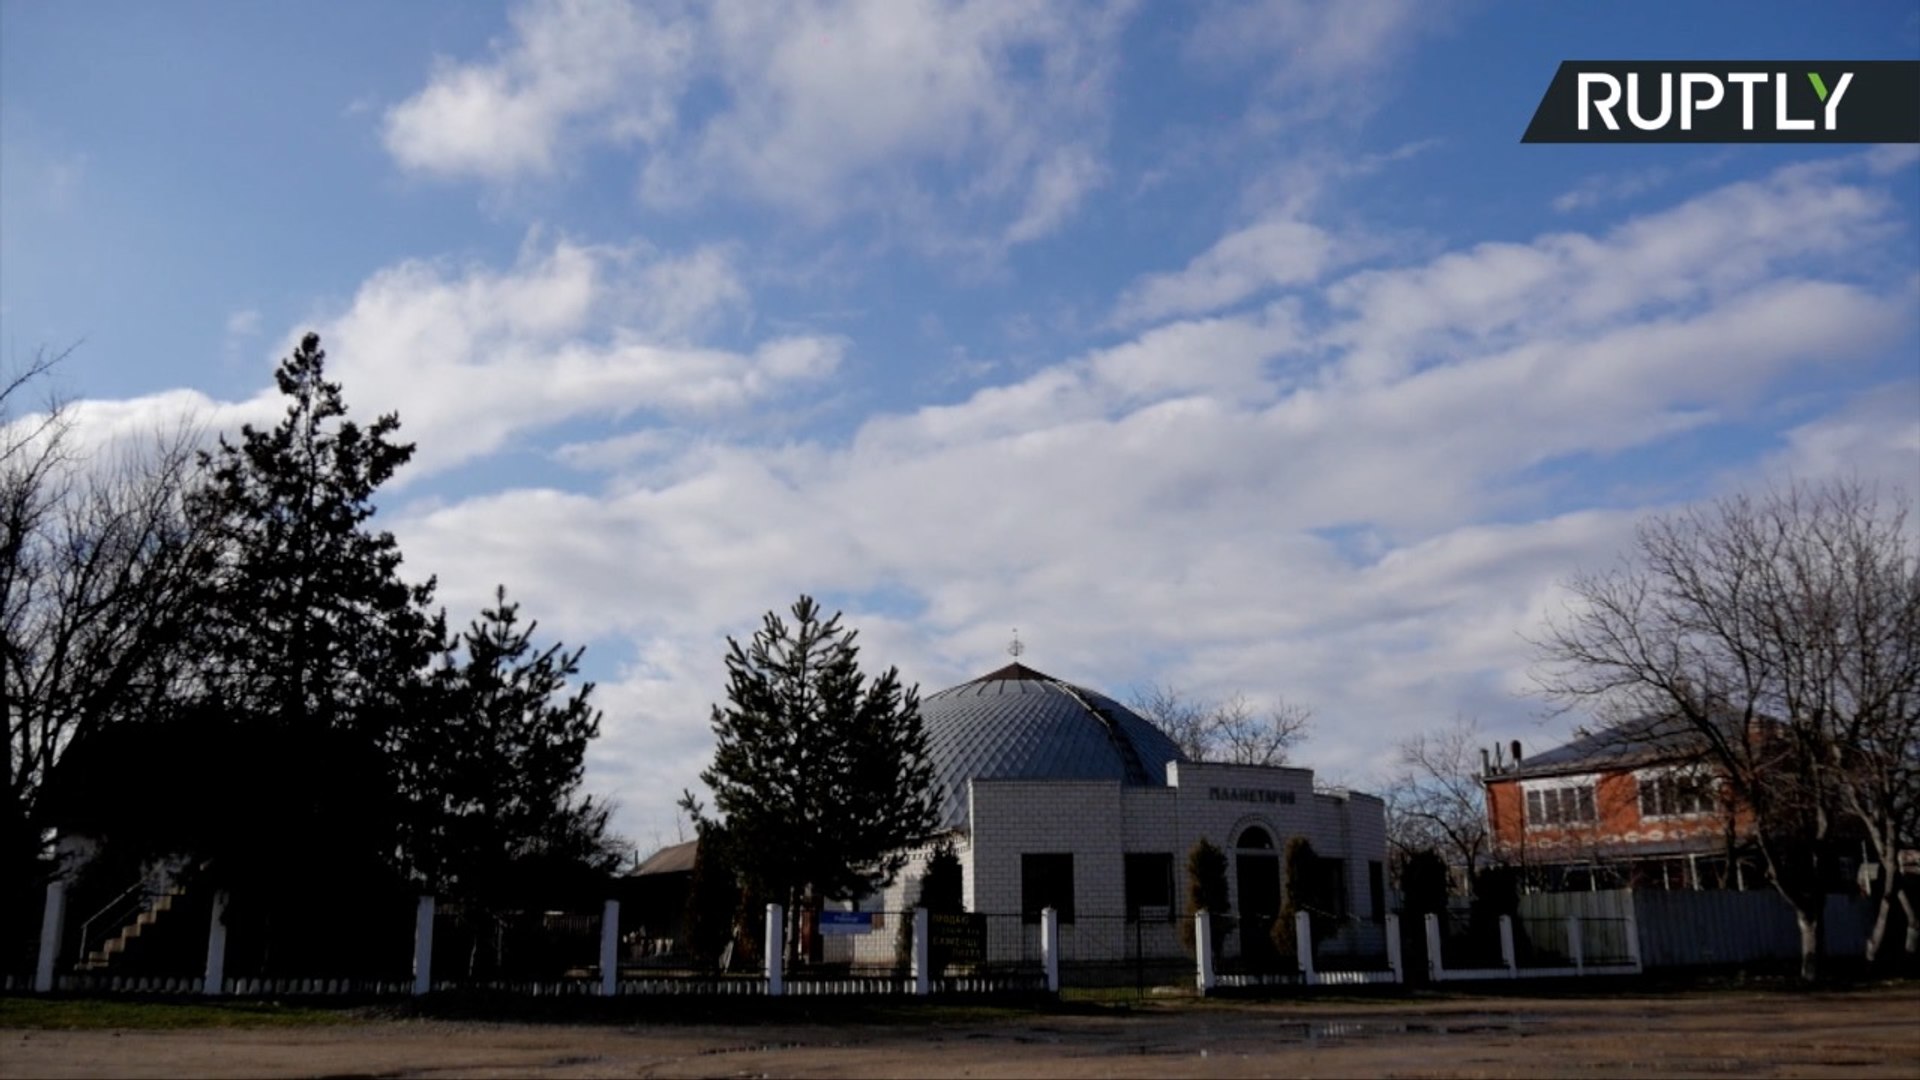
[1510,739,1523,766]
[1480,747,1492,777]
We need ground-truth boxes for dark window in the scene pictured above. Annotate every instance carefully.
[1237,826,1274,849]
[1021,853,1075,924]
[1124,853,1174,923]
[1367,861,1385,924]
[1321,857,1349,922]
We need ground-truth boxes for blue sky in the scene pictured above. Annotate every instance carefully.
[5,0,1918,857]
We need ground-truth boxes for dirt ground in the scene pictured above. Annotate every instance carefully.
[5,988,1917,1079]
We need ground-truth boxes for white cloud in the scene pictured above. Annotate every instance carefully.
[35,153,1914,845]
[379,154,1916,836]
[383,0,693,179]
[1113,215,1335,325]
[313,237,837,480]
[1760,380,1920,498]
[553,429,678,472]
[1005,145,1107,246]
[1184,0,1442,127]
[224,309,261,338]
[1552,166,1678,214]
[386,0,1125,246]
[1324,158,1902,385]
[630,245,751,343]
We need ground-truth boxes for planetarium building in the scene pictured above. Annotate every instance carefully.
[867,661,1389,962]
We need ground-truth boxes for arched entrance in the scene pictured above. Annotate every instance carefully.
[1234,826,1280,967]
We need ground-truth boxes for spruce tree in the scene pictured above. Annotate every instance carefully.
[187,333,445,882]
[683,822,743,971]
[422,586,617,905]
[686,595,938,960]
[920,840,964,914]
[191,333,443,741]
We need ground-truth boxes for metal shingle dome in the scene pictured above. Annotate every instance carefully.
[919,662,1185,831]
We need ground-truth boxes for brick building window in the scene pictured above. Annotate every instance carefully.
[1526,784,1596,827]
[1319,857,1350,922]
[1021,853,1075,923]
[1124,853,1174,923]
[1639,771,1715,818]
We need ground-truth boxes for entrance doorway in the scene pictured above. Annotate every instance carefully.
[1235,827,1280,968]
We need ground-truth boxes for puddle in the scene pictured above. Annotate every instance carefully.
[1264,1018,1525,1041]
[696,1040,862,1056]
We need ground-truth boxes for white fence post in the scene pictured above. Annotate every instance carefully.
[34,878,66,993]
[911,908,930,996]
[1385,914,1403,984]
[203,891,230,996]
[1294,910,1315,985]
[1567,914,1583,975]
[1040,907,1060,993]
[764,903,784,997]
[1498,914,1516,977]
[600,899,620,997]
[412,895,435,995]
[1424,913,1444,981]
[1195,911,1215,994]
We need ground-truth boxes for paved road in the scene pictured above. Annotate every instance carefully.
[6,988,1917,1078]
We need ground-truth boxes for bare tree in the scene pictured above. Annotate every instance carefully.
[1214,694,1313,767]
[1534,480,1919,978]
[1130,684,1312,766]
[2,355,209,879]
[1129,683,1211,761]
[1384,714,1489,894]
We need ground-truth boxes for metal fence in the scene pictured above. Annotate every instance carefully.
[14,886,1421,999]
[1432,909,1504,971]
[1513,887,1875,970]
[1515,916,1574,968]
[1313,914,1394,970]
[1630,889,1872,968]
[429,904,603,987]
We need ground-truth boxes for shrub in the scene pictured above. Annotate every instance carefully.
[1185,838,1232,955]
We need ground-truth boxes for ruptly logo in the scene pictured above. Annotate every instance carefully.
[1522,61,1920,143]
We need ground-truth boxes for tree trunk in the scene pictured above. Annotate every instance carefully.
[1900,884,1918,960]
[1865,887,1892,965]
[1795,906,1821,982]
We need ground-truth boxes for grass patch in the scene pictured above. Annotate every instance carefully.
[0,997,355,1030]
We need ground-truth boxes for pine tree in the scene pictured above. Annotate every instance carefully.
[422,586,617,905]
[683,822,743,971]
[187,333,445,885]
[191,333,443,742]
[920,840,963,914]
[896,838,964,974]
[686,595,938,960]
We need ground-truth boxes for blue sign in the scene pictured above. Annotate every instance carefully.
[819,911,878,935]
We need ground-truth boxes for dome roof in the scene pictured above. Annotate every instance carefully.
[918,662,1185,831]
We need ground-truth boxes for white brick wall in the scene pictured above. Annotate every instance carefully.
[952,760,1387,954]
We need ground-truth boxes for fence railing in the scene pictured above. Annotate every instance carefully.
[1423,911,1642,981]
[1195,911,1403,992]
[44,875,1714,999]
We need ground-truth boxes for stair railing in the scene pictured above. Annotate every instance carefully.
[78,878,159,964]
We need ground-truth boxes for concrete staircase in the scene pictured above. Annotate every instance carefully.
[79,888,185,971]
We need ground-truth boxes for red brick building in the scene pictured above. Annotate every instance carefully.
[1481,715,1760,891]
